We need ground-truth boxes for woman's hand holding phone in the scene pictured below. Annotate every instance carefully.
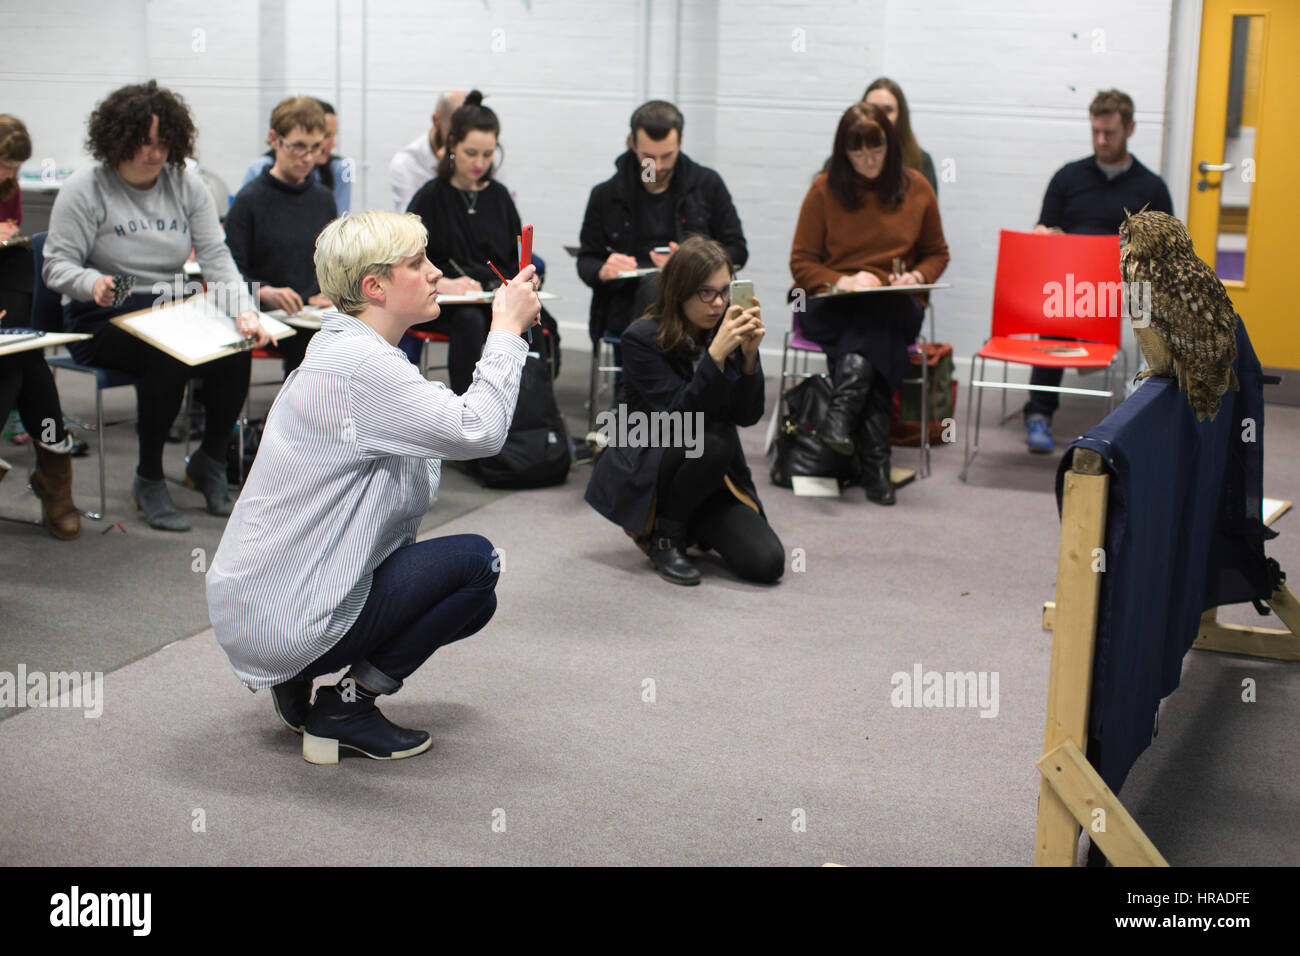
[709,301,762,371]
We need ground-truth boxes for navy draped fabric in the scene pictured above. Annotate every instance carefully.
[1054,322,1276,793]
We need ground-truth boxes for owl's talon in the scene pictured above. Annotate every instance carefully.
[1133,369,1154,384]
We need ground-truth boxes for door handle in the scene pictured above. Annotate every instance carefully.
[1196,160,1235,191]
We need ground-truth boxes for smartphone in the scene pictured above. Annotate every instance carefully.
[652,245,672,255]
[729,279,754,311]
[519,224,533,271]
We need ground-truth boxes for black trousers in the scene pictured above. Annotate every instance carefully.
[411,304,490,395]
[655,421,785,583]
[0,246,68,444]
[67,294,250,480]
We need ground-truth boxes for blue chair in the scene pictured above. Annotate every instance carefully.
[31,231,138,520]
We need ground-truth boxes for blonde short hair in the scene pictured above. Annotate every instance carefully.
[315,211,429,316]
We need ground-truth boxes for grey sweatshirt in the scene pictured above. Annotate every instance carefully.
[42,162,254,313]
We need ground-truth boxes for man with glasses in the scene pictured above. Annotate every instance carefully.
[576,100,749,349]
[225,96,338,374]
[1024,89,1173,454]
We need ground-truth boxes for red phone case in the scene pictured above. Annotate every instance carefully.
[520,224,533,272]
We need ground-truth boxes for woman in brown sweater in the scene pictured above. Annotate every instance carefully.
[790,101,949,504]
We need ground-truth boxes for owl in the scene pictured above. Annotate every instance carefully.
[1118,209,1239,422]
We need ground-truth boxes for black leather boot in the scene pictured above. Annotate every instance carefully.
[648,518,701,586]
[857,404,896,505]
[270,677,315,734]
[301,680,432,764]
[820,354,873,456]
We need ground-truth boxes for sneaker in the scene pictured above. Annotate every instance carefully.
[1025,415,1055,454]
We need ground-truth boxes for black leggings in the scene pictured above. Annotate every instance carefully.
[0,247,68,445]
[70,297,251,480]
[0,351,69,446]
[655,421,785,583]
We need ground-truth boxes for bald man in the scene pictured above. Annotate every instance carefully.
[389,89,467,212]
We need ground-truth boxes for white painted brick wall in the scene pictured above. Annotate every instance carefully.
[6,0,1176,371]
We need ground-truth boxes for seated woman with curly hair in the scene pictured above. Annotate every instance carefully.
[585,235,784,586]
[42,80,270,531]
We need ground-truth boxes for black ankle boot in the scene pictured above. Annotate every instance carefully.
[647,518,701,586]
[856,405,896,506]
[820,354,873,456]
[270,677,314,734]
[301,680,432,764]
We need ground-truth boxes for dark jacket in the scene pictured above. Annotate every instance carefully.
[584,315,766,536]
[576,151,748,342]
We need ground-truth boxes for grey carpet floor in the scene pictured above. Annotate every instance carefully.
[1,354,1297,866]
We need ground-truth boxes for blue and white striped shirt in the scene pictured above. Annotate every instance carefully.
[206,311,527,689]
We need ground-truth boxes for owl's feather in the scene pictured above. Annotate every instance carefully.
[1118,211,1239,421]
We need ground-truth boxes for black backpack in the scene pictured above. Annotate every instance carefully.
[468,336,571,488]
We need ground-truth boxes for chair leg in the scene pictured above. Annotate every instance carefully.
[960,354,980,483]
[918,336,929,479]
[92,383,106,520]
[586,339,600,436]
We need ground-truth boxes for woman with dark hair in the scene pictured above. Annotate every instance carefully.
[863,78,938,196]
[404,90,556,393]
[0,114,83,536]
[241,98,351,213]
[43,80,271,532]
[586,235,784,586]
[790,101,949,505]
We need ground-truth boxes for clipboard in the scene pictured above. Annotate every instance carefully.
[812,282,950,298]
[111,291,295,366]
[0,331,90,358]
[607,267,660,281]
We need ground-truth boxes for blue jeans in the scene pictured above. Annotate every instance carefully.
[294,534,500,693]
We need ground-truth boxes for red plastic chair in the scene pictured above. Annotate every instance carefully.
[959,230,1128,481]
[406,329,451,378]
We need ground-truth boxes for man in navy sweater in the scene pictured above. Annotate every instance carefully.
[1025,89,1173,453]
[225,96,338,374]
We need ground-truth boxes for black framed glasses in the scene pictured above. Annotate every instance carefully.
[694,286,730,305]
[278,134,324,157]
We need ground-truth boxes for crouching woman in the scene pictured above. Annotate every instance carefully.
[206,210,540,764]
[585,235,784,586]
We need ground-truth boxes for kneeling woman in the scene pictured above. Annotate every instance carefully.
[586,236,784,586]
[207,210,540,764]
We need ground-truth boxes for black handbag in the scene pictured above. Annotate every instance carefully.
[769,374,861,488]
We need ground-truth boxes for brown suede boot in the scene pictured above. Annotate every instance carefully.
[31,445,82,540]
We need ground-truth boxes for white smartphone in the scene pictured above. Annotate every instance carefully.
[729,279,754,311]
